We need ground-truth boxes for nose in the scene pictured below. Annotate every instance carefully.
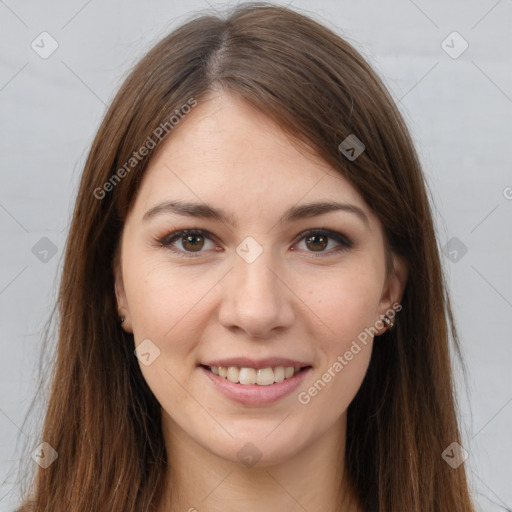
[218,248,296,339]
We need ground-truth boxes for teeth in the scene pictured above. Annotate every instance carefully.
[273,366,285,383]
[227,366,239,383]
[208,365,302,385]
[239,367,257,385]
[256,367,274,386]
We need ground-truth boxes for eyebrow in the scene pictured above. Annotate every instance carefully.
[143,200,370,228]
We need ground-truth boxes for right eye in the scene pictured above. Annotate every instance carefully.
[158,229,219,257]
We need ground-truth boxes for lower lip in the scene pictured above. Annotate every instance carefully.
[200,366,312,406]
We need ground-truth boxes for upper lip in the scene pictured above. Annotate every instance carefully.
[200,357,312,369]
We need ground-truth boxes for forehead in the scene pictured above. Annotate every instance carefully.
[130,91,375,230]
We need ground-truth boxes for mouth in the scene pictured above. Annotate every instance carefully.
[200,364,311,386]
[199,361,313,405]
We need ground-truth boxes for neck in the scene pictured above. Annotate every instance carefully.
[156,411,361,512]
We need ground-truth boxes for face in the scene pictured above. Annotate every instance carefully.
[115,91,407,466]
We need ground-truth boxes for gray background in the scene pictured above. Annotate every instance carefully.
[1,0,511,510]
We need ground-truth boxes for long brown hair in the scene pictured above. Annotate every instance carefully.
[13,3,475,510]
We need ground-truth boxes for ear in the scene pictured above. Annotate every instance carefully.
[375,253,408,335]
[114,251,133,333]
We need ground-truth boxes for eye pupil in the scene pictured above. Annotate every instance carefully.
[183,234,204,251]
[306,234,328,251]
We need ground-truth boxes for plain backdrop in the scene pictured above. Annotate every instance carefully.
[1,0,511,510]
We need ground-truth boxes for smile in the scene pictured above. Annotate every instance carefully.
[199,360,313,405]
[204,365,304,385]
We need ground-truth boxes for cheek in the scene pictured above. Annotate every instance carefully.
[125,257,218,340]
[294,267,379,409]
[124,261,214,418]
[303,263,382,341]
[296,337,373,439]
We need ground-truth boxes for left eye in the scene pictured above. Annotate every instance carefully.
[158,228,352,257]
[294,229,351,253]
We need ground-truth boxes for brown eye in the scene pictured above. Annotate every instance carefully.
[159,229,217,256]
[181,234,205,252]
[304,234,328,252]
[294,229,353,255]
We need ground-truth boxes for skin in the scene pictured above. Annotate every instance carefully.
[115,90,408,512]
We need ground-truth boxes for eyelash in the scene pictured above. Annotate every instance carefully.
[157,228,353,258]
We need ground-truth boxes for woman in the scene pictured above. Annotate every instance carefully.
[15,3,475,511]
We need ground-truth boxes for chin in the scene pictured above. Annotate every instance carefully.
[212,430,308,468]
